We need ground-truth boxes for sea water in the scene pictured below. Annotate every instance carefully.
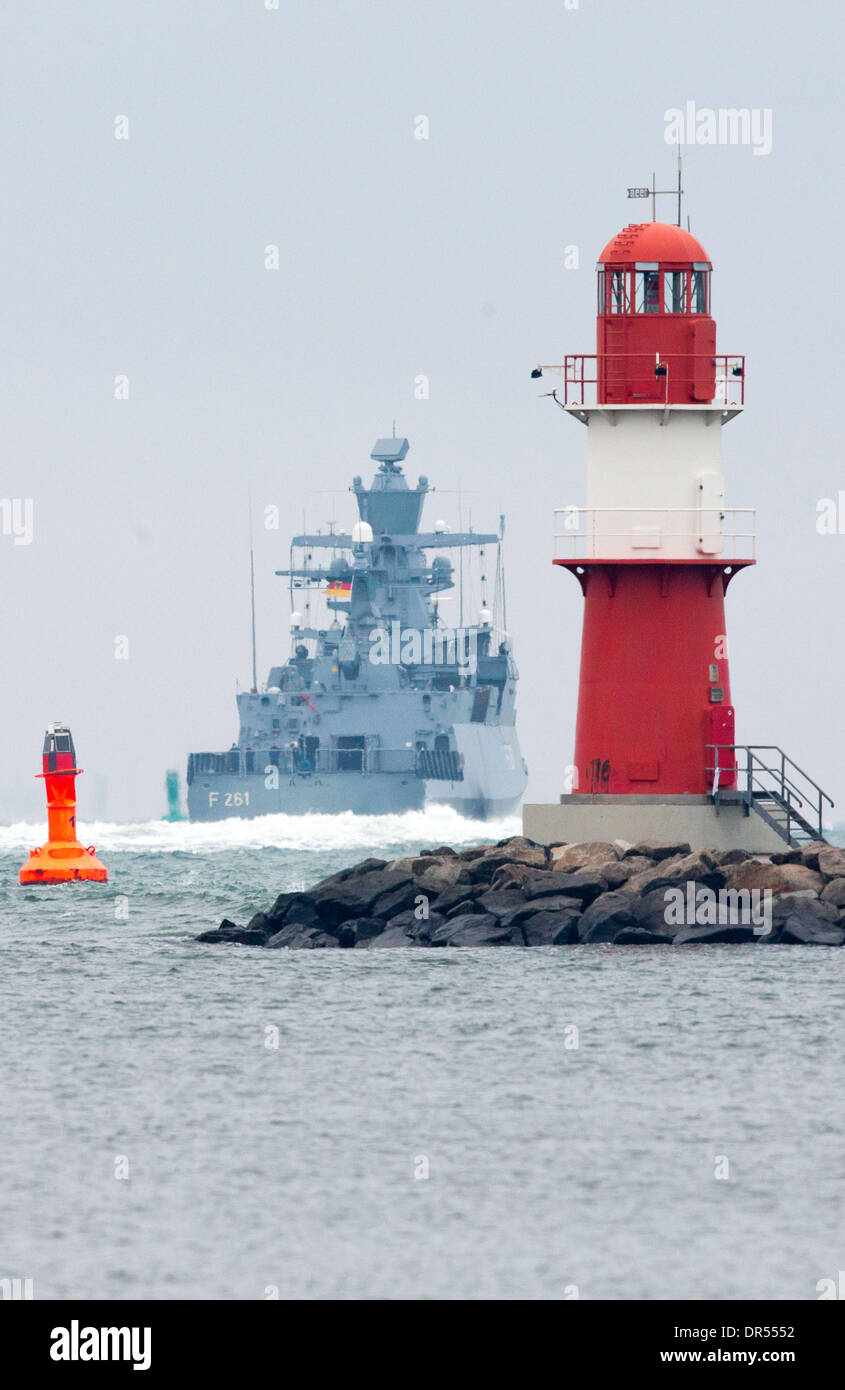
[1,810,844,1300]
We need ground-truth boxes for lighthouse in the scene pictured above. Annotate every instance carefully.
[524,217,832,851]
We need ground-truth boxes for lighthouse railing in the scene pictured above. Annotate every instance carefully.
[553,507,756,562]
[557,353,746,407]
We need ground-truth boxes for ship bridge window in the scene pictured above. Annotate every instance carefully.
[663,269,686,314]
[608,268,629,314]
[691,265,710,313]
[634,264,660,313]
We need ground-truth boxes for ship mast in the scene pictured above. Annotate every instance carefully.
[248,495,258,693]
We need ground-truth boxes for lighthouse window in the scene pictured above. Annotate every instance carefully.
[691,268,709,313]
[609,269,628,314]
[635,269,660,314]
[596,268,605,312]
[664,269,686,314]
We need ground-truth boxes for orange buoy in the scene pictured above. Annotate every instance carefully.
[19,723,108,884]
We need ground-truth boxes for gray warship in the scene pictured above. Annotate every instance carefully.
[187,437,527,820]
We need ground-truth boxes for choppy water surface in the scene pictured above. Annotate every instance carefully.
[1,810,844,1300]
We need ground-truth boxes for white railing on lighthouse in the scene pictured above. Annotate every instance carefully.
[553,507,756,562]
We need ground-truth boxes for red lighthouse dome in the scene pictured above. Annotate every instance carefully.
[596,221,716,405]
[597,221,710,264]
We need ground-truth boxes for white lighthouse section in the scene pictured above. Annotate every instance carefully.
[554,403,755,563]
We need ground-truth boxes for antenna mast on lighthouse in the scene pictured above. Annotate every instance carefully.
[627,150,684,225]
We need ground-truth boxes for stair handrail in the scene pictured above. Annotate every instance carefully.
[706,743,834,843]
[745,752,807,812]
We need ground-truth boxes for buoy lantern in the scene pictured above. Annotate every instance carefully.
[19,723,108,884]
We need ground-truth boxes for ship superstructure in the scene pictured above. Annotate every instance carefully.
[187,437,527,820]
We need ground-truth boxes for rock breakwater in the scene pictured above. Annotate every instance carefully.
[196,836,845,949]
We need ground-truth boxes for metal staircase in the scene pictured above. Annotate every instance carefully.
[707,745,834,848]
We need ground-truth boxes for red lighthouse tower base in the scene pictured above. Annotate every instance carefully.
[558,558,751,795]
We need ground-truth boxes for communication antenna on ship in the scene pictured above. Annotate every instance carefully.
[458,483,464,629]
[248,492,258,693]
[627,148,684,225]
[496,514,507,636]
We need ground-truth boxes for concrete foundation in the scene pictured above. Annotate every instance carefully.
[523,794,786,854]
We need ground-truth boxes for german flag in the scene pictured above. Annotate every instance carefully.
[325,579,352,600]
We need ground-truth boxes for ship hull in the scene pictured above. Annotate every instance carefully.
[187,773,521,822]
[188,724,526,822]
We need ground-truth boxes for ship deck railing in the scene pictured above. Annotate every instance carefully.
[188,747,464,781]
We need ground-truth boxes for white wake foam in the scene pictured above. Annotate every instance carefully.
[0,807,521,855]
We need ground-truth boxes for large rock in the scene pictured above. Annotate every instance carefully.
[444,898,484,919]
[520,910,581,946]
[197,919,268,947]
[800,841,829,871]
[631,887,683,938]
[514,892,581,916]
[523,868,607,905]
[476,888,530,919]
[430,913,516,947]
[265,923,341,949]
[766,895,840,944]
[336,917,384,946]
[820,877,845,909]
[275,896,322,930]
[464,837,547,884]
[628,850,725,895]
[549,841,618,870]
[727,860,824,896]
[602,856,653,888]
[384,856,419,876]
[244,911,279,940]
[817,847,845,881]
[614,927,668,945]
[385,909,445,943]
[311,866,414,925]
[490,862,538,891]
[673,923,758,945]
[413,858,472,894]
[778,916,845,946]
[627,839,691,861]
[358,922,418,948]
[372,879,425,921]
[578,890,640,943]
[305,858,388,897]
[430,883,486,914]
[770,891,833,920]
[711,848,755,867]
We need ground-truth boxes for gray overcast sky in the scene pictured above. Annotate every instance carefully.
[1,0,843,823]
